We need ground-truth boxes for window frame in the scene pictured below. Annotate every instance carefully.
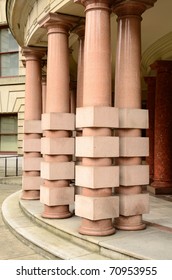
[0,25,19,78]
[0,113,18,155]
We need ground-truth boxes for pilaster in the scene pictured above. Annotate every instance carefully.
[149,60,172,194]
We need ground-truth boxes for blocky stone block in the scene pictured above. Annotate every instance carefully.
[40,185,74,206]
[120,165,149,186]
[75,136,119,157]
[75,165,119,188]
[42,112,75,131]
[76,106,119,128]
[23,157,42,171]
[119,193,149,216]
[24,120,42,133]
[23,139,41,152]
[75,195,119,220]
[41,161,75,180]
[119,108,149,129]
[41,137,74,155]
[22,176,43,190]
[119,137,149,157]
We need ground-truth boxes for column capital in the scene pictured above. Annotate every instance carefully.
[73,20,85,38]
[151,60,172,73]
[75,0,112,11]
[38,12,80,33]
[112,0,157,16]
[22,47,46,61]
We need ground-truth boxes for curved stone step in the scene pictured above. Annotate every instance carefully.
[2,191,111,260]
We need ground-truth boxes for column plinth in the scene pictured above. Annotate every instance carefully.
[21,47,46,200]
[113,0,156,230]
[149,61,172,195]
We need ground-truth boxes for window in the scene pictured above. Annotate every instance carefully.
[0,28,19,77]
[0,115,18,153]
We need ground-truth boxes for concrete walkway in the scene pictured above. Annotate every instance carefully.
[0,184,47,260]
[1,184,172,260]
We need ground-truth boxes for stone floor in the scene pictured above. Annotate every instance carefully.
[0,184,46,260]
[1,183,172,260]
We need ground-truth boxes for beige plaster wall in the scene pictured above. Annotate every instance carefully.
[0,0,6,25]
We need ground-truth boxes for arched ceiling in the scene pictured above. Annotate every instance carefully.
[6,0,172,80]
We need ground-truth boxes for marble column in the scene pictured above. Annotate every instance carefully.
[113,0,156,230]
[144,76,156,183]
[74,0,119,236]
[39,13,79,218]
[149,61,172,194]
[21,47,45,200]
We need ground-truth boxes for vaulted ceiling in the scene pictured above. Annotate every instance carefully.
[6,0,172,86]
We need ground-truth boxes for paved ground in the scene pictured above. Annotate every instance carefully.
[0,184,46,260]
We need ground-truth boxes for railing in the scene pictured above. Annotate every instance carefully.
[0,155,23,177]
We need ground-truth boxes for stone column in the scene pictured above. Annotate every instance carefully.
[21,47,45,200]
[42,76,47,114]
[74,0,119,236]
[113,0,156,230]
[39,13,79,218]
[74,23,85,108]
[149,61,172,194]
[144,76,156,183]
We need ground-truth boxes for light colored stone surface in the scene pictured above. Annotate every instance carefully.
[24,120,42,133]
[76,106,119,128]
[23,138,41,152]
[42,112,75,131]
[41,161,75,180]
[22,176,43,190]
[119,137,149,157]
[119,109,149,129]
[75,165,119,188]
[120,165,149,186]
[41,137,74,155]
[23,157,42,171]
[119,193,149,216]
[75,136,119,157]
[75,195,119,220]
[40,185,74,206]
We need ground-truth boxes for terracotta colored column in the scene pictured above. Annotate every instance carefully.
[150,61,172,194]
[144,76,156,183]
[42,75,47,114]
[113,0,156,230]
[39,13,79,218]
[74,0,119,236]
[74,23,85,108]
[21,47,46,200]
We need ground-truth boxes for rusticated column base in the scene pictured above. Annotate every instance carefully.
[21,190,40,200]
[42,205,72,219]
[79,218,116,236]
[114,215,146,231]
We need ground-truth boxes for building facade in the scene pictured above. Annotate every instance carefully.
[0,0,25,155]
[4,0,172,236]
